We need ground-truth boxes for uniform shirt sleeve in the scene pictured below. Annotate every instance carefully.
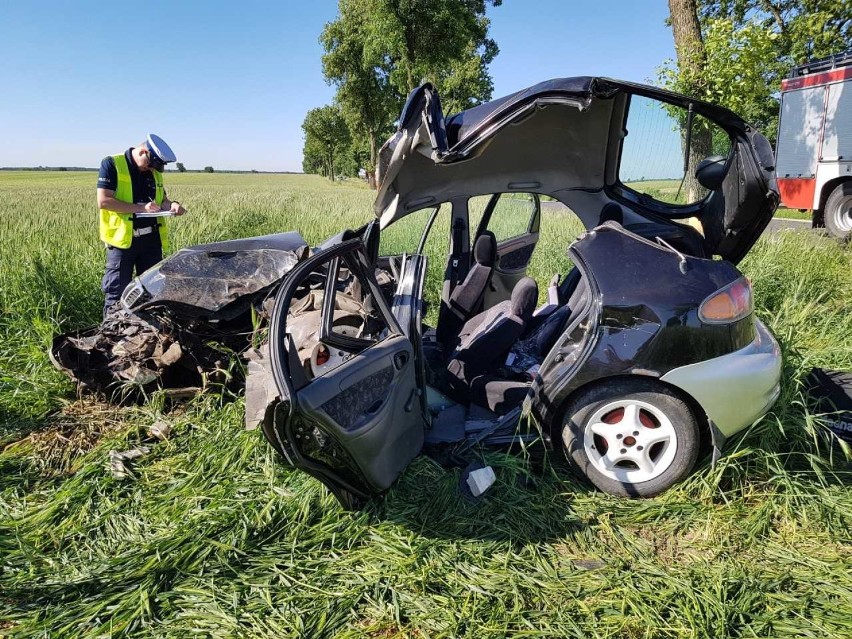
[97,156,117,191]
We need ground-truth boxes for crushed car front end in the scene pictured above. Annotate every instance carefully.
[50,232,309,396]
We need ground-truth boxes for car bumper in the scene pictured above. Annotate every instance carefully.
[660,318,782,438]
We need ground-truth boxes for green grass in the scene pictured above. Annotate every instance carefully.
[1,171,851,638]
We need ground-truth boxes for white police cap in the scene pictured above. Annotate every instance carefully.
[146,134,177,163]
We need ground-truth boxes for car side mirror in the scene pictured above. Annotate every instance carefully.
[695,155,727,191]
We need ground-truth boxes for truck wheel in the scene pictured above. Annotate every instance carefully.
[824,182,852,240]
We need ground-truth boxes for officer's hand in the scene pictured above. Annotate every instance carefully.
[144,201,160,213]
[170,202,186,216]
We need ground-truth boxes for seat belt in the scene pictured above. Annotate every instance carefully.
[450,217,465,287]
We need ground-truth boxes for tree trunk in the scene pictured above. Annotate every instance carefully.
[327,148,335,182]
[367,132,378,190]
[668,0,704,83]
[668,0,711,201]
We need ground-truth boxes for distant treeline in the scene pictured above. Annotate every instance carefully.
[0,167,304,174]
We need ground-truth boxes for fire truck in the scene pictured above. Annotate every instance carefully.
[775,49,852,238]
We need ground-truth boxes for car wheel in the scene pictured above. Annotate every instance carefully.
[559,378,700,497]
[824,182,852,240]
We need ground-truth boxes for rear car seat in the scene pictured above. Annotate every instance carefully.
[445,277,538,400]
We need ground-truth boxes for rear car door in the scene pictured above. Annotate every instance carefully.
[471,192,541,307]
[265,239,426,508]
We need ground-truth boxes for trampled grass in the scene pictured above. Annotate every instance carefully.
[1,171,850,638]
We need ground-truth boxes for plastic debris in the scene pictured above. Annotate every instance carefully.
[108,445,151,479]
[148,420,172,440]
[465,465,496,497]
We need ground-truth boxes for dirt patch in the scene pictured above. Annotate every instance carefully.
[3,400,132,476]
[632,525,706,566]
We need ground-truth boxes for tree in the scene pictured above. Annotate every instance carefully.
[204,166,214,173]
[665,0,714,201]
[321,0,399,188]
[368,0,501,98]
[302,105,351,182]
[176,162,186,172]
[662,0,852,148]
[700,1,851,64]
[320,0,502,188]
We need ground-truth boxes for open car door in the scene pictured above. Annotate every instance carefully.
[264,239,426,509]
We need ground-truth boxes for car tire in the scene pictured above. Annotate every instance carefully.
[824,182,852,240]
[559,378,700,497]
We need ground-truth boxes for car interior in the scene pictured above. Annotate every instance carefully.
[279,177,723,453]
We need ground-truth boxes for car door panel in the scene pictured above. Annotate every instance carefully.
[295,335,422,491]
[266,239,425,502]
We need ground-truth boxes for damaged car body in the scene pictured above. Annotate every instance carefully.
[52,76,782,505]
[51,232,308,394]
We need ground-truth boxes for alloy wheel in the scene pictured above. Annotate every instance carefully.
[583,399,678,483]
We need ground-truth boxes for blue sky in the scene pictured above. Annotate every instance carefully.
[0,0,676,172]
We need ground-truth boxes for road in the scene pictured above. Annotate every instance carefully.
[766,217,811,234]
[541,200,812,235]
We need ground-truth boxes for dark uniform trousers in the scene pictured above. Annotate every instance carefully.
[101,230,162,317]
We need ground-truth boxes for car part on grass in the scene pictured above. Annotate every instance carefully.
[463,463,497,498]
[148,420,172,440]
[108,445,151,479]
[805,368,852,444]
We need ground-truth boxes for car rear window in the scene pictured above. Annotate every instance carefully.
[619,95,731,206]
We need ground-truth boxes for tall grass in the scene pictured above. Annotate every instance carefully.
[0,171,850,638]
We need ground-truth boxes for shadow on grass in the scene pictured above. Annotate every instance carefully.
[373,449,589,545]
[0,407,46,448]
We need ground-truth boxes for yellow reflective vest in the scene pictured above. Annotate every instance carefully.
[98,153,168,249]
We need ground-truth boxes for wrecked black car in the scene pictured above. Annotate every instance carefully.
[53,77,782,505]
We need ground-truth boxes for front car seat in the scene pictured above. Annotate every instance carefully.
[445,277,538,397]
[436,231,497,346]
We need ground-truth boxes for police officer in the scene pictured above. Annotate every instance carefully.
[96,134,186,317]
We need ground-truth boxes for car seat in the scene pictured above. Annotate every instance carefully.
[445,276,538,397]
[436,231,498,346]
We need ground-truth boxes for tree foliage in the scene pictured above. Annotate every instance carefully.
[320,0,399,187]
[176,162,186,173]
[302,105,352,182]
[661,0,851,143]
[317,0,502,187]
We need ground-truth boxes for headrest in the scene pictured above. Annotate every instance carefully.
[510,277,538,321]
[473,231,497,266]
[599,202,623,225]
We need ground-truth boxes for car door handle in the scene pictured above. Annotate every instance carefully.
[393,351,409,369]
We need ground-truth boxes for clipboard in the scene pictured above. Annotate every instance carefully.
[134,210,174,218]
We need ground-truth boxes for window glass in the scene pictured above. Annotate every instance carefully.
[469,193,538,242]
[380,203,450,256]
[619,95,731,205]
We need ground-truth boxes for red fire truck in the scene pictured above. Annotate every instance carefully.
[776,50,852,238]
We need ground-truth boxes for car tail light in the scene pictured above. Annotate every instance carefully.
[699,277,753,324]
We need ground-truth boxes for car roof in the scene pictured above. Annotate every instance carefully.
[374,76,753,227]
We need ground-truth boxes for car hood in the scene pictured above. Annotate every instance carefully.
[374,77,778,264]
[126,231,309,317]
